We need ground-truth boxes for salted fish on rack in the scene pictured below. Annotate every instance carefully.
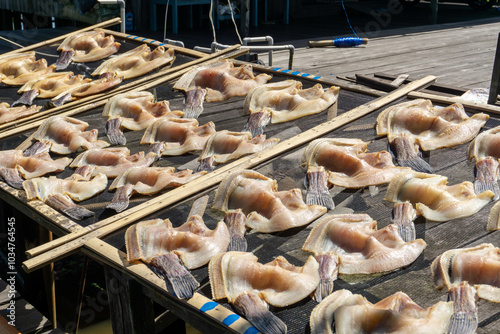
[0,102,41,125]
[126,196,230,299]
[209,251,320,334]
[0,52,56,86]
[92,44,175,80]
[385,171,494,222]
[309,289,453,334]
[13,72,91,106]
[50,72,123,107]
[0,144,72,189]
[212,169,327,233]
[70,147,158,178]
[301,138,412,209]
[197,130,279,171]
[107,166,206,212]
[55,31,121,70]
[242,80,340,136]
[26,116,109,155]
[468,125,500,200]
[431,243,500,303]
[303,213,426,301]
[140,117,216,156]
[102,91,183,145]
[376,99,489,173]
[23,165,107,220]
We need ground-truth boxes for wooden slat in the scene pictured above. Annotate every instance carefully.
[22,75,437,272]
[407,91,500,114]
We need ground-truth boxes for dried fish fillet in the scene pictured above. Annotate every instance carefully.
[197,130,279,171]
[140,117,216,156]
[431,243,500,303]
[209,251,320,334]
[23,166,107,220]
[107,166,206,212]
[173,60,272,102]
[487,200,500,231]
[468,125,500,199]
[28,116,109,155]
[385,171,494,222]
[92,44,174,80]
[0,53,56,86]
[102,91,183,145]
[243,80,339,136]
[70,147,157,178]
[310,289,453,334]
[213,170,327,233]
[0,102,41,125]
[376,99,488,172]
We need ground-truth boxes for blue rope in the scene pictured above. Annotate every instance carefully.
[341,0,359,37]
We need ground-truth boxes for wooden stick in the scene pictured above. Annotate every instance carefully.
[2,18,122,56]
[22,75,436,272]
[407,91,500,114]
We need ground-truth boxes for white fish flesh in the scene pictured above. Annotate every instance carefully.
[0,53,56,86]
[0,102,41,125]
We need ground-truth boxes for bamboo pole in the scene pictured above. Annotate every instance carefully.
[22,75,436,272]
[408,91,500,115]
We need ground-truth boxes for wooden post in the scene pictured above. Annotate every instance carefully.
[489,33,500,105]
[104,267,155,334]
[241,0,250,38]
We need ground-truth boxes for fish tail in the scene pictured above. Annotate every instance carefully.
[107,185,132,213]
[243,110,271,138]
[12,89,39,107]
[447,282,478,334]
[23,141,50,157]
[105,118,127,145]
[149,253,199,299]
[474,158,500,200]
[148,142,164,156]
[390,135,434,173]
[314,280,335,303]
[229,235,248,252]
[313,254,339,302]
[183,88,206,119]
[197,157,215,172]
[397,155,434,174]
[305,167,335,209]
[392,202,417,242]
[224,209,247,252]
[0,168,25,189]
[49,92,73,108]
[54,50,75,70]
[233,292,287,334]
[45,194,94,220]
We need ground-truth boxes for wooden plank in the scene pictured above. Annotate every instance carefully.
[407,91,500,115]
[22,75,436,272]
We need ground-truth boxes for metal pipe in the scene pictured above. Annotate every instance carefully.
[243,36,273,66]
[212,42,295,69]
[163,38,184,48]
[98,0,126,33]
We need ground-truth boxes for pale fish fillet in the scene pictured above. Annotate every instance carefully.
[301,138,412,188]
[212,169,326,233]
[243,80,340,123]
[107,166,206,212]
[92,44,175,80]
[22,166,107,220]
[173,60,272,102]
[197,130,279,171]
[140,117,216,155]
[0,54,56,86]
[303,213,427,275]
[30,116,109,154]
[70,147,158,178]
[385,171,494,222]
[431,243,500,303]
[0,102,41,125]
[310,289,453,334]
[57,31,121,63]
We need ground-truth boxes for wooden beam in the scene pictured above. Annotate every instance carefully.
[408,91,500,115]
[489,33,500,105]
[22,75,436,273]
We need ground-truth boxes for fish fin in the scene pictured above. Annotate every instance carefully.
[474,158,500,200]
[105,118,126,145]
[390,135,434,173]
[228,235,248,252]
[0,168,24,189]
[147,142,164,156]
[49,92,73,108]
[224,209,247,252]
[392,202,417,242]
[447,282,478,334]
[23,141,51,157]
[233,292,287,334]
[45,194,94,220]
[243,110,271,138]
[149,253,199,299]
[304,168,335,209]
[54,50,75,70]
[314,254,339,302]
[183,88,206,119]
[12,89,39,107]
[107,184,133,213]
[197,156,215,172]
